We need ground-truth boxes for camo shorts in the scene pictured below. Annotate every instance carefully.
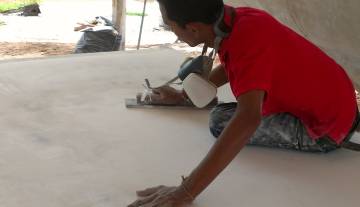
[209,102,339,153]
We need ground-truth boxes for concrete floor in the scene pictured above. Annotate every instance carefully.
[0,49,359,207]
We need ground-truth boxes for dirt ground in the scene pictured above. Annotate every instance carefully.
[0,0,177,60]
[0,41,206,61]
[0,42,75,60]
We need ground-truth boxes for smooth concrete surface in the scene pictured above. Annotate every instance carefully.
[0,50,359,207]
[225,0,360,86]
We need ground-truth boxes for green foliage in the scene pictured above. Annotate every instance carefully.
[0,0,41,13]
[126,11,148,17]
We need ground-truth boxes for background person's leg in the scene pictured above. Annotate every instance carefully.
[209,103,339,153]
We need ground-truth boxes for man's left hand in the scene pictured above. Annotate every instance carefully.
[127,185,193,207]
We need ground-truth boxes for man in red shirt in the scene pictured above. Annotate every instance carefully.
[128,0,359,207]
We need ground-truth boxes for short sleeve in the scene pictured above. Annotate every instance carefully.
[224,13,277,98]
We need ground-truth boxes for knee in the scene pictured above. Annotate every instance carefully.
[209,108,222,138]
[209,103,237,138]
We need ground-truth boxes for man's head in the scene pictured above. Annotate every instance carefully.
[157,0,224,47]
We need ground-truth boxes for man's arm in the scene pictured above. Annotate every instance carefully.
[209,64,228,88]
[127,90,265,207]
[182,90,264,198]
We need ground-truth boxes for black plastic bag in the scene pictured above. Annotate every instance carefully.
[74,16,122,54]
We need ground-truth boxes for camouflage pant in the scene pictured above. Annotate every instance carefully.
[209,103,339,153]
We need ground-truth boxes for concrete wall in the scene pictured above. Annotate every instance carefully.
[224,0,360,85]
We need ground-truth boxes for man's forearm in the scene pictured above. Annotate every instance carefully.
[209,64,228,88]
[182,110,261,198]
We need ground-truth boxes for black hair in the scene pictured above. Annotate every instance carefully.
[157,0,224,28]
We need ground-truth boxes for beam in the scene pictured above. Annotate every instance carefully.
[137,0,147,50]
[112,0,126,50]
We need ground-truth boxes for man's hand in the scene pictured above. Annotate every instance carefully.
[147,86,187,105]
[128,185,192,207]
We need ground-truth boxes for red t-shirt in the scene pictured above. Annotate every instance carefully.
[218,6,357,144]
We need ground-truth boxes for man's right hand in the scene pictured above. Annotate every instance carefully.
[145,86,187,105]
